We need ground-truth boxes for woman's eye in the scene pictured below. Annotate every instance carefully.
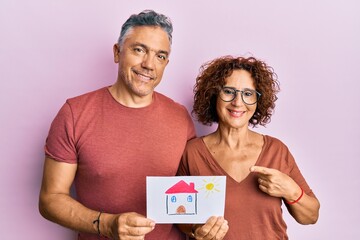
[244,91,254,97]
[223,89,233,95]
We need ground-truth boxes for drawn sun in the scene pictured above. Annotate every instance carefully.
[198,177,221,197]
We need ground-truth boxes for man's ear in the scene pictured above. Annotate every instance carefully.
[113,44,120,63]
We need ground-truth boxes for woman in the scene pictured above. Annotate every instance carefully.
[177,56,320,239]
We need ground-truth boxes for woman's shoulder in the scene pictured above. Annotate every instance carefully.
[184,137,210,155]
[263,135,289,150]
[186,137,204,148]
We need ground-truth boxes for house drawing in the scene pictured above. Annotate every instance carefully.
[165,180,198,215]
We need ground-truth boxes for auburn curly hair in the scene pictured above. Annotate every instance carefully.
[193,56,280,127]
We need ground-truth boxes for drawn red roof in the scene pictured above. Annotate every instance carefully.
[165,180,198,194]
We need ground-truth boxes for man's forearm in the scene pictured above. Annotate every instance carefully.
[39,192,100,235]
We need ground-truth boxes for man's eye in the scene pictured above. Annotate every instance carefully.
[134,47,145,53]
[158,54,167,61]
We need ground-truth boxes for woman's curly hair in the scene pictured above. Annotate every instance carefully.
[193,56,280,127]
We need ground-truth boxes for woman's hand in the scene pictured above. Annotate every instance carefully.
[250,166,320,224]
[192,216,228,240]
[250,166,301,202]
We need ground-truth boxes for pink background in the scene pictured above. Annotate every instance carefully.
[1,1,359,239]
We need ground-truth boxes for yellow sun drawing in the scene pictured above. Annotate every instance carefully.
[198,177,221,198]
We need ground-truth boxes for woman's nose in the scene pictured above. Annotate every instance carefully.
[231,93,244,106]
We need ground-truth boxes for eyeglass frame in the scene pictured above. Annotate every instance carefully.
[219,86,261,105]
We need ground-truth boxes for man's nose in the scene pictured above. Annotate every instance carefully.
[141,53,155,70]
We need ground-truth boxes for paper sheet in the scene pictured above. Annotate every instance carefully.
[146,176,226,223]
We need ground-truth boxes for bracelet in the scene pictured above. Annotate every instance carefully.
[286,187,304,204]
[92,211,102,236]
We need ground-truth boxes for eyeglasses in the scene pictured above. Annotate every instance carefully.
[219,86,261,105]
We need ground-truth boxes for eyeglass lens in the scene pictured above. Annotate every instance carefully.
[220,87,259,105]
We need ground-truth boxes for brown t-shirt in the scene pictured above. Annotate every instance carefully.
[45,87,196,240]
[177,136,316,240]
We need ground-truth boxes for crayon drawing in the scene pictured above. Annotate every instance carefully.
[147,176,226,223]
[198,177,221,198]
[165,180,198,215]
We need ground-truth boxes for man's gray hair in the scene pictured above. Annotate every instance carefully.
[118,10,173,47]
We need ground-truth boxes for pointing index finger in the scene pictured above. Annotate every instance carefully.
[250,166,273,176]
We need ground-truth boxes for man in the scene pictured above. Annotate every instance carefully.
[39,10,196,239]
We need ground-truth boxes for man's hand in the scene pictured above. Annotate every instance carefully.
[250,166,301,202]
[108,212,155,240]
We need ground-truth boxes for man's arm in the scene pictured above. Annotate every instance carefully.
[39,157,101,234]
[39,157,155,239]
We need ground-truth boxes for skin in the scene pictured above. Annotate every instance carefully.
[39,26,170,240]
[203,69,319,226]
[177,71,256,239]
[39,25,229,240]
[204,70,263,184]
[250,166,320,224]
[109,26,170,108]
[178,217,229,240]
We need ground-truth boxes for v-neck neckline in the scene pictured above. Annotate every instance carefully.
[199,135,267,185]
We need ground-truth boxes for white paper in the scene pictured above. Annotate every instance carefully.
[146,176,226,223]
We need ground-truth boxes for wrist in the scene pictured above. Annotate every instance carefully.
[99,213,118,239]
[285,187,304,204]
[189,224,199,239]
[92,211,102,236]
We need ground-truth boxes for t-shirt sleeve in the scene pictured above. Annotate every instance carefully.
[286,150,316,198]
[177,145,191,176]
[181,105,196,141]
[186,117,196,141]
[44,102,78,164]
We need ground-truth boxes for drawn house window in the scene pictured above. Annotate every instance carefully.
[165,180,198,215]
